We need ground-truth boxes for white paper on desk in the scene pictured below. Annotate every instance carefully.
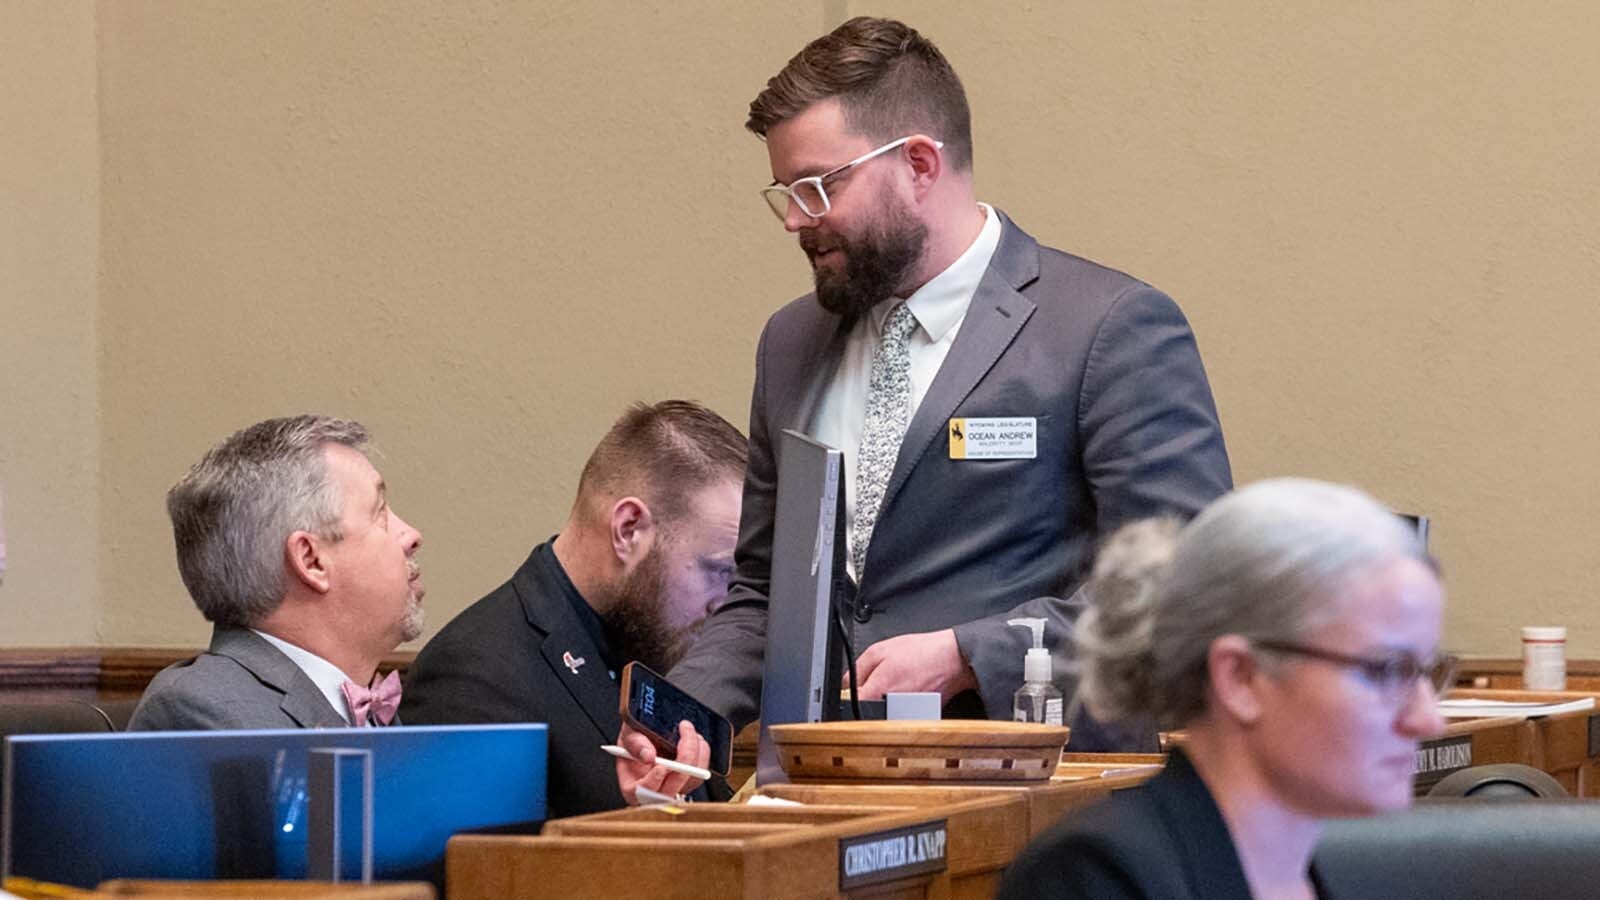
[745,794,805,807]
[1437,697,1596,718]
[1097,764,1165,778]
[634,785,686,806]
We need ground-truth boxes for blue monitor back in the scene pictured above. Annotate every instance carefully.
[2,723,545,888]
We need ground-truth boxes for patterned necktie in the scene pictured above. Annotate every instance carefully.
[340,670,402,726]
[851,302,919,580]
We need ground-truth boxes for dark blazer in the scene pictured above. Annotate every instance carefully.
[399,542,627,820]
[999,750,1335,900]
[670,212,1232,726]
[128,626,348,730]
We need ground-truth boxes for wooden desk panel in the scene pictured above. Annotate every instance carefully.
[1447,688,1600,795]
[547,803,880,832]
[1455,658,1600,693]
[0,647,417,703]
[1454,715,1529,767]
[758,756,1157,839]
[89,881,433,899]
[449,835,751,900]
[449,796,1021,900]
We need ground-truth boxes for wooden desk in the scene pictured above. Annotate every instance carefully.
[759,755,1158,838]
[1,880,433,900]
[1447,688,1600,796]
[445,754,1164,899]
[1177,717,1528,795]
[95,883,433,900]
[1455,658,1600,692]
[1414,715,1528,793]
[449,795,1018,900]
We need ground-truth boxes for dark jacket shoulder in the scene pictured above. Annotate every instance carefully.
[999,751,1251,900]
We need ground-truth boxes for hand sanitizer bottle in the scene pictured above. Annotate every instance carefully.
[1009,617,1063,725]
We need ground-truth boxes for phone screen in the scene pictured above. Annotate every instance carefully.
[624,663,733,776]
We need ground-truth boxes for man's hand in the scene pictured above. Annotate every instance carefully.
[615,720,710,804]
[846,628,978,702]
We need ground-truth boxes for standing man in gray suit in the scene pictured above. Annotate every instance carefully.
[129,415,425,731]
[621,16,1231,799]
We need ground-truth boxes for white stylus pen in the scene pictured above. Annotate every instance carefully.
[600,743,712,782]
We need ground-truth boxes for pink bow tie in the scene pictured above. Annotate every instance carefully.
[341,670,402,726]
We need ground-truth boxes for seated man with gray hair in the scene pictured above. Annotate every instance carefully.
[129,415,425,730]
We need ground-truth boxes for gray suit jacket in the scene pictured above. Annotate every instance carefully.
[128,626,349,730]
[670,212,1231,726]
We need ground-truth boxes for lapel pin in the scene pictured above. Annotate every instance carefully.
[562,650,587,675]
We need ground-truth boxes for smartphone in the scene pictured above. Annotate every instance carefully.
[619,661,734,777]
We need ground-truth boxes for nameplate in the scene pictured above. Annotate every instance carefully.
[838,818,948,891]
[1413,735,1473,790]
[948,417,1037,459]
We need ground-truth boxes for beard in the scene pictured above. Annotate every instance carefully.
[803,195,928,325]
[399,559,426,643]
[600,548,700,674]
[399,592,425,643]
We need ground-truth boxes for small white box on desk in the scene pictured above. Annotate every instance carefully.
[886,692,942,720]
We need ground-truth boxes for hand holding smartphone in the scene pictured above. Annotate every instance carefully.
[618,661,734,777]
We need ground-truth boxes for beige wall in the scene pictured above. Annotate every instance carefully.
[91,0,814,645]
[5,2,1599,660]
[1,2,101,644]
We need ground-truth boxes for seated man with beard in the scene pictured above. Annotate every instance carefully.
[130,415,426,731]
[400,400,746,819]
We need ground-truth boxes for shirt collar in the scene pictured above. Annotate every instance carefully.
[872,202,1002,342]
[252,628,354,725]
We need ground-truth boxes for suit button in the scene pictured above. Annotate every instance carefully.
[854,602,873,624]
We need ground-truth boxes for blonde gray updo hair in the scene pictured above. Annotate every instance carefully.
[1074,478,1432,730]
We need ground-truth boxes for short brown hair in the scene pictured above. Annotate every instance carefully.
[575,401,748,525]
[747,17,973,171]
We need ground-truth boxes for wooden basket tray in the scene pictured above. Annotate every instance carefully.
[769,720,1070,782]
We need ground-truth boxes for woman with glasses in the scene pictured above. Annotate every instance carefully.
[999,478,1450,900]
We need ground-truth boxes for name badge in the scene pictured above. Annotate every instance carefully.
[948,417,1037,460]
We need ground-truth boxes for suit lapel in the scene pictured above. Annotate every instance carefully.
[516,556,623,742]
[209,627,347,728]
[877,216,1040,520]
[281,680,347,728]
[776,314,853,437]
[538,631,622,740]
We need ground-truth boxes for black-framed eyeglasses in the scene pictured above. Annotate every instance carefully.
[760,135,943,221]
[1253,640,1458,701]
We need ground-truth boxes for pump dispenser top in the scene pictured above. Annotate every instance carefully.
[1008,617,1052,683]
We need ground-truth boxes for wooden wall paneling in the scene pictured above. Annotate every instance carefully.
[0,647,416,703]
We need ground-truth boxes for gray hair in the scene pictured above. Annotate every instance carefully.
[167,415,369,628]
[1075,478,1432,729]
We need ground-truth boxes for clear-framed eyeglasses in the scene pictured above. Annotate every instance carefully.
[1253,639,1459,703]
[760,135,943,222]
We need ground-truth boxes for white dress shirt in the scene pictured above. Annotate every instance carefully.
[811,202,1003,579]
[252,629,354,725]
